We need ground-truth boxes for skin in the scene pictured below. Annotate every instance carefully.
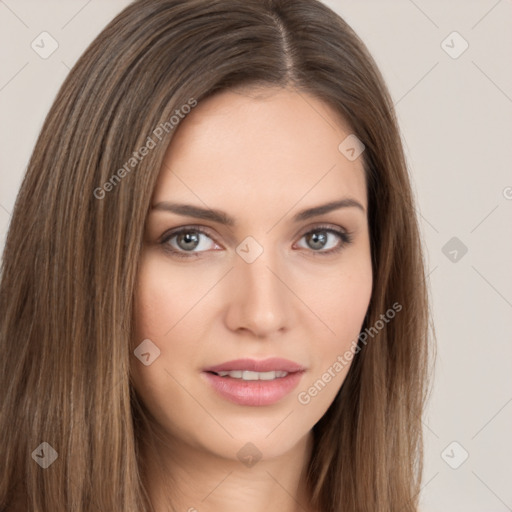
[131,86,373,512]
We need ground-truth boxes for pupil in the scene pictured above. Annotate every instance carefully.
[308,231,327,250]
[178,232,200,251]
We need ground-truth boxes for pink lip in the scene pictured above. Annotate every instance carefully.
[202,371,304,406]
[201,358,306,406]
[203,358,305,373]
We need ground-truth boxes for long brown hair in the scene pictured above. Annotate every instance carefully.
[0,0,430,510]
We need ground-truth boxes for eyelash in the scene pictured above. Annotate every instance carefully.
[159,224,353,259]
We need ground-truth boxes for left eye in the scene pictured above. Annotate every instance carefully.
[295,228,348,252]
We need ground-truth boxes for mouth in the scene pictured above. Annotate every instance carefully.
[201,358,306,406]
[206,369,291,380]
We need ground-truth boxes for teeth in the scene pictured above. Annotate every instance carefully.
[215,370,289,380]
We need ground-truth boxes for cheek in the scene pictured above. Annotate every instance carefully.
[294,272,371,415]
[130,253,195,401]
[322,269,372,338]
[130,259,206,446]
[297,248,372,398]
[132,251,207,341]
[133,254,173,341]
[303,247,373,346]
[131,256,199,373]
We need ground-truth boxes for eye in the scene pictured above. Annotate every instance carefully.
[160,227,220,258]
[295,226,352,255]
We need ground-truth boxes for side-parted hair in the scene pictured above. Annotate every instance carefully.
[0,1,430,510]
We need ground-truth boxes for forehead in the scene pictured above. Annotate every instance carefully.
[153,87,367,215]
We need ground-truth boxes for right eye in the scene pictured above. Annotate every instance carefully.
[160,226,222,258]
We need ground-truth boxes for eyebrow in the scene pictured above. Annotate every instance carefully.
[151,198,365,226]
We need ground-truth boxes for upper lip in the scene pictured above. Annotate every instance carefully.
[203,358,306,373]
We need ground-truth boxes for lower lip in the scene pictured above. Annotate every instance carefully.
[202,371,304,406]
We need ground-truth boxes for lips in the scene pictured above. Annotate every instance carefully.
[201,358,306,406]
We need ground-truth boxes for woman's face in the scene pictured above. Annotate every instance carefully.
[131,86,372,462]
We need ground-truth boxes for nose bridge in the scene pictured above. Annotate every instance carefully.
[225,238,292,336]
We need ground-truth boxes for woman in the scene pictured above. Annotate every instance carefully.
[0,0,430,510]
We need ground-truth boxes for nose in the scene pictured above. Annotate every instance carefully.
[223,250,294,338]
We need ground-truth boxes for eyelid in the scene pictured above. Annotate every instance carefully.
[296,221,349,237]
[158,224,220,245]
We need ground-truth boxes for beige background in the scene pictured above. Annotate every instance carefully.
[1,1,511,510]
